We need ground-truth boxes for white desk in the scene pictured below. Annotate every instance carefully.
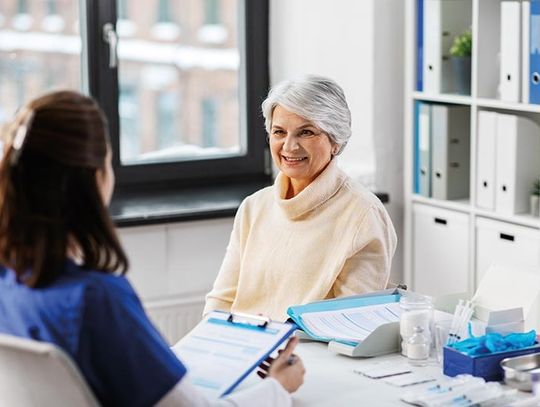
[242,340,534,406]
[292,341,443,406]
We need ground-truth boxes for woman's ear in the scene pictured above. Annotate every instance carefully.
[95,149,115,206]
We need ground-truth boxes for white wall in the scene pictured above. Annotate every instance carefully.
[269,0,405,282]
[270,0,376,183]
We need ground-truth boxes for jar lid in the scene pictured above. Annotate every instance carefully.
[399,294,433,309]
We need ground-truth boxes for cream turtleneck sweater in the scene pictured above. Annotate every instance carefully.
[204,159,397,321]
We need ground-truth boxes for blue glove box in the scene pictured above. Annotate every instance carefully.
[443,344,540,382]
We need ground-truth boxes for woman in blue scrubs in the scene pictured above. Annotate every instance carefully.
[0,91,304,406]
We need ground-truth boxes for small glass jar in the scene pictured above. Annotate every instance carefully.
[399,294,433,357]
[407,325,430,366]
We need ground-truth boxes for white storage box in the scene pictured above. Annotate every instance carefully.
[413,203,470,297]
[475,217,540,287]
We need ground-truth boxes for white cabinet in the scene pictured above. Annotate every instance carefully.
[413,204,470,296]
[118,218,234,301]
[476,217,540,286]
[404,0,540,295]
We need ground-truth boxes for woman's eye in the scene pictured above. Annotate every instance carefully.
[272,130,285,136]
[300,129,315,137]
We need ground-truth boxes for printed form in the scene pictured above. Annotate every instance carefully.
[300,302,403,342]
[172,313,294,399]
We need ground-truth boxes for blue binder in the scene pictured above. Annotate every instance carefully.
[287,288,405,357]
[530,0,540,104]
[417,0,424,91]
[414,101,420,194]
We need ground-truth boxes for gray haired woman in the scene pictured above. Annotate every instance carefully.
[205,75,397,321]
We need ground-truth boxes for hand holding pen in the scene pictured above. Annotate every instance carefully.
[256,336,305,393]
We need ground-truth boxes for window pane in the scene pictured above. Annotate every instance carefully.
[0,0,80,125]
[117,0,241,166]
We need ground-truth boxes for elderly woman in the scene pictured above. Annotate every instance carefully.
[204,76,397,321]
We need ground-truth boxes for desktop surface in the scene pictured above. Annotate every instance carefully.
[240,340,533,406]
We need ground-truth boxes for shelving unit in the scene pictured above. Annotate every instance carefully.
[404,0,540,297]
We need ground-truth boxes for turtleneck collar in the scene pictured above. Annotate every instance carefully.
[274,159,346,220]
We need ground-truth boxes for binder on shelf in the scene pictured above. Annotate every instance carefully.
[499,1,522,103]
[417,102,432,197]
[495,113,540,214]
[172,311,296,399]
[431,104,470,200]
[287,288,407,357]
[422,0,471,94]
[530,0,540,104]
[522,0,531,103]
[414,102,420,193]
[476,111,497,211]
[417,0,424,91]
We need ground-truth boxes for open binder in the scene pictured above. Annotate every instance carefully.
[287,288,408,357]
[172,311,296,399]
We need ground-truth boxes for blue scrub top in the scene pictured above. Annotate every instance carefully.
[0,260,187,407]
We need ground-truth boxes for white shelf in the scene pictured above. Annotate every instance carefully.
[474,208,540,230]
[404,0,540,297]
[476,98,540,113]
[413,91,472,105]
[412,195,471,213]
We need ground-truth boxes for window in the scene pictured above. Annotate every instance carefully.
[156,91,179,151]
[46,0,56,15]
[205,0,220,25]
[0,0,80,121]
[157,0,173,24]
[201,98,217,148]
[0,0,269,189]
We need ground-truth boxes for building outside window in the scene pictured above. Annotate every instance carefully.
[0,0,269,190]
[201,98,217,148]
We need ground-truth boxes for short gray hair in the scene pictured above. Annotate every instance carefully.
[261,75,352,155]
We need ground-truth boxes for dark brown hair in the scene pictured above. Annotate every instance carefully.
[0,90,128,287]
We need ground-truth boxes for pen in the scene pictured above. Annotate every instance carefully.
[287,355,298,366]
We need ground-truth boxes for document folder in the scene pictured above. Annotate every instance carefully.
[172,311,296,399]
[500,1,522,102]
[417,102,432,197]
[423,0,471,94]
[476,111,497,210]
[495,113,540,214]
[431,104,470,200]
[287,288,407,357]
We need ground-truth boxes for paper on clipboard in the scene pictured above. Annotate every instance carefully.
[171,311,296,400]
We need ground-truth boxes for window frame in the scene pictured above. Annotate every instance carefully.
[84,0,270,189]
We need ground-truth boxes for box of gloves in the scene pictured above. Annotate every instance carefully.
[443,331,540,381]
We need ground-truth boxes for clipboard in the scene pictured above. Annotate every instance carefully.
[171,311,297,399]
[287,288,408,357]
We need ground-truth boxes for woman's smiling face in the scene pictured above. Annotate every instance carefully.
[269,105,337,196]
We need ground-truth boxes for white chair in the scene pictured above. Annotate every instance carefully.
[0,333,99,406]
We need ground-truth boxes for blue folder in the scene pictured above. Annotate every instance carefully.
[416,0,424,91]
[287,289,402,349]
[530,0,540,104]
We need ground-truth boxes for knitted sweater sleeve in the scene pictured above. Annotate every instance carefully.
[203,201,245,315]
[331,205,397,297]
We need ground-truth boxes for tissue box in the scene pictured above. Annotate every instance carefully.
[443,344,540,382]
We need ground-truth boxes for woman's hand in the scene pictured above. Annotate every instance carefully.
[256,337,305,393]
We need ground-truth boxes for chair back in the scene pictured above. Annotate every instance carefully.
[0,334,99,407]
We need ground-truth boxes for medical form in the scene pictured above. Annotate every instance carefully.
[300,302,403,343]
[171,311,296,399]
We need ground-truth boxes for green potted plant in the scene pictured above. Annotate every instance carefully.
[531,178,540,217]
[449,30,472,95]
